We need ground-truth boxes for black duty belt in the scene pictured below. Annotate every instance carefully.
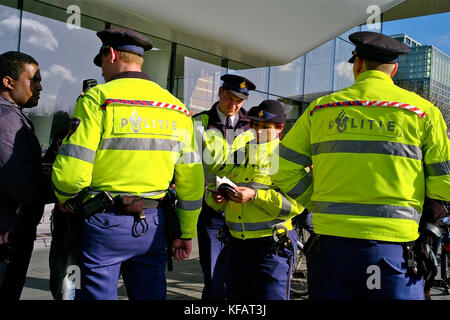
[113,197,162,216]
[143,198,162,209]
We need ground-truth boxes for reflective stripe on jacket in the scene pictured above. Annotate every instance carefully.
[51,73,204,238]
[271,70,450,242]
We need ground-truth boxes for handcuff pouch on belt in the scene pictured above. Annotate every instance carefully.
[217,225,231,245]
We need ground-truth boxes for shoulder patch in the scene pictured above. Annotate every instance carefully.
[192,110,208,119]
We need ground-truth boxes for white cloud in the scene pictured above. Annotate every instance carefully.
[278,62,295,72]
[22,18,59,51]
[39,93,57,105]
[42,64,77,83]
[0,16,58,51]
[335,61,353,81]
[0,14,20,31]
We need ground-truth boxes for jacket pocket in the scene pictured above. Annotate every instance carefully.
[86,213,121,229]
[150,208,166,226]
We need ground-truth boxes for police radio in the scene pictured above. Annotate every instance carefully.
[65,187,115,219]
[83,79,97,92]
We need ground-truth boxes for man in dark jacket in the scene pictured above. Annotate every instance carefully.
[0,51,54,300]
[192,74,255,300]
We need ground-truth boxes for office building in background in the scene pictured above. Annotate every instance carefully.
[391,34,450,125]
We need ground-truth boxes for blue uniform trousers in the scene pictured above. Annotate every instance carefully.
[197,203,229,300]
[75,208,167,300]
[306,235,424,300]
[225,229,298,300]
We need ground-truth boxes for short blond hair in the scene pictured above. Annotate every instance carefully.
[117,51,144,67]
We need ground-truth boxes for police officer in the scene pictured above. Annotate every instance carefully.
[193,74,255,300]
[206,100,303,300]
[271,31,450,300]
[51,28,204,300]
[0,51,54,300]
[44,111,77,300]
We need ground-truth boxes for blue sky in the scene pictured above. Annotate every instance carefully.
[382,12,450,55]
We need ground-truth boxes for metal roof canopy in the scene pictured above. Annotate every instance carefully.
[382,0,450,22]
[42,0,449,67]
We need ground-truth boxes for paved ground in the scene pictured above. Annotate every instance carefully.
[21,205,205,300]
[19,205,450,300]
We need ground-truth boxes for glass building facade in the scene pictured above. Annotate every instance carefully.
[10,0,450,155]
[392,34,450,126]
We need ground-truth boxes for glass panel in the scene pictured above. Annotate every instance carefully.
[143,39,172,89]
[334,38,355,91]
[228,60,269,93]
[269,94,300,120]
[337,25,361,42]
[303,39,335,97]
[268,55,304,101]
[20,0,104,151]
[174,45,226,114]
[360,20,382,34]
[0,0,20,52]
[242,90,268,111]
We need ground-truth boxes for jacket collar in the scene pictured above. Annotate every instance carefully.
[0,95,22,115]
[0,95,18,108]
[111,71,151,81]
[0,96,34,129]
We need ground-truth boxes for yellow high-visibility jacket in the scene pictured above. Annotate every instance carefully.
[206,138,304,239]
[271,70,450,242]
[192,104,254,184]
[51,72,204,238]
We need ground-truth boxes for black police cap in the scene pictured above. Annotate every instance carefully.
[247,99,286,124]
[348,31,410,64]
[220,74,256,100]
[93,28,153,67]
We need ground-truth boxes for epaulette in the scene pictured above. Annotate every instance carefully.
[192,110,208,118]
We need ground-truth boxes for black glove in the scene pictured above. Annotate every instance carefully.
[413,223,442,281]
